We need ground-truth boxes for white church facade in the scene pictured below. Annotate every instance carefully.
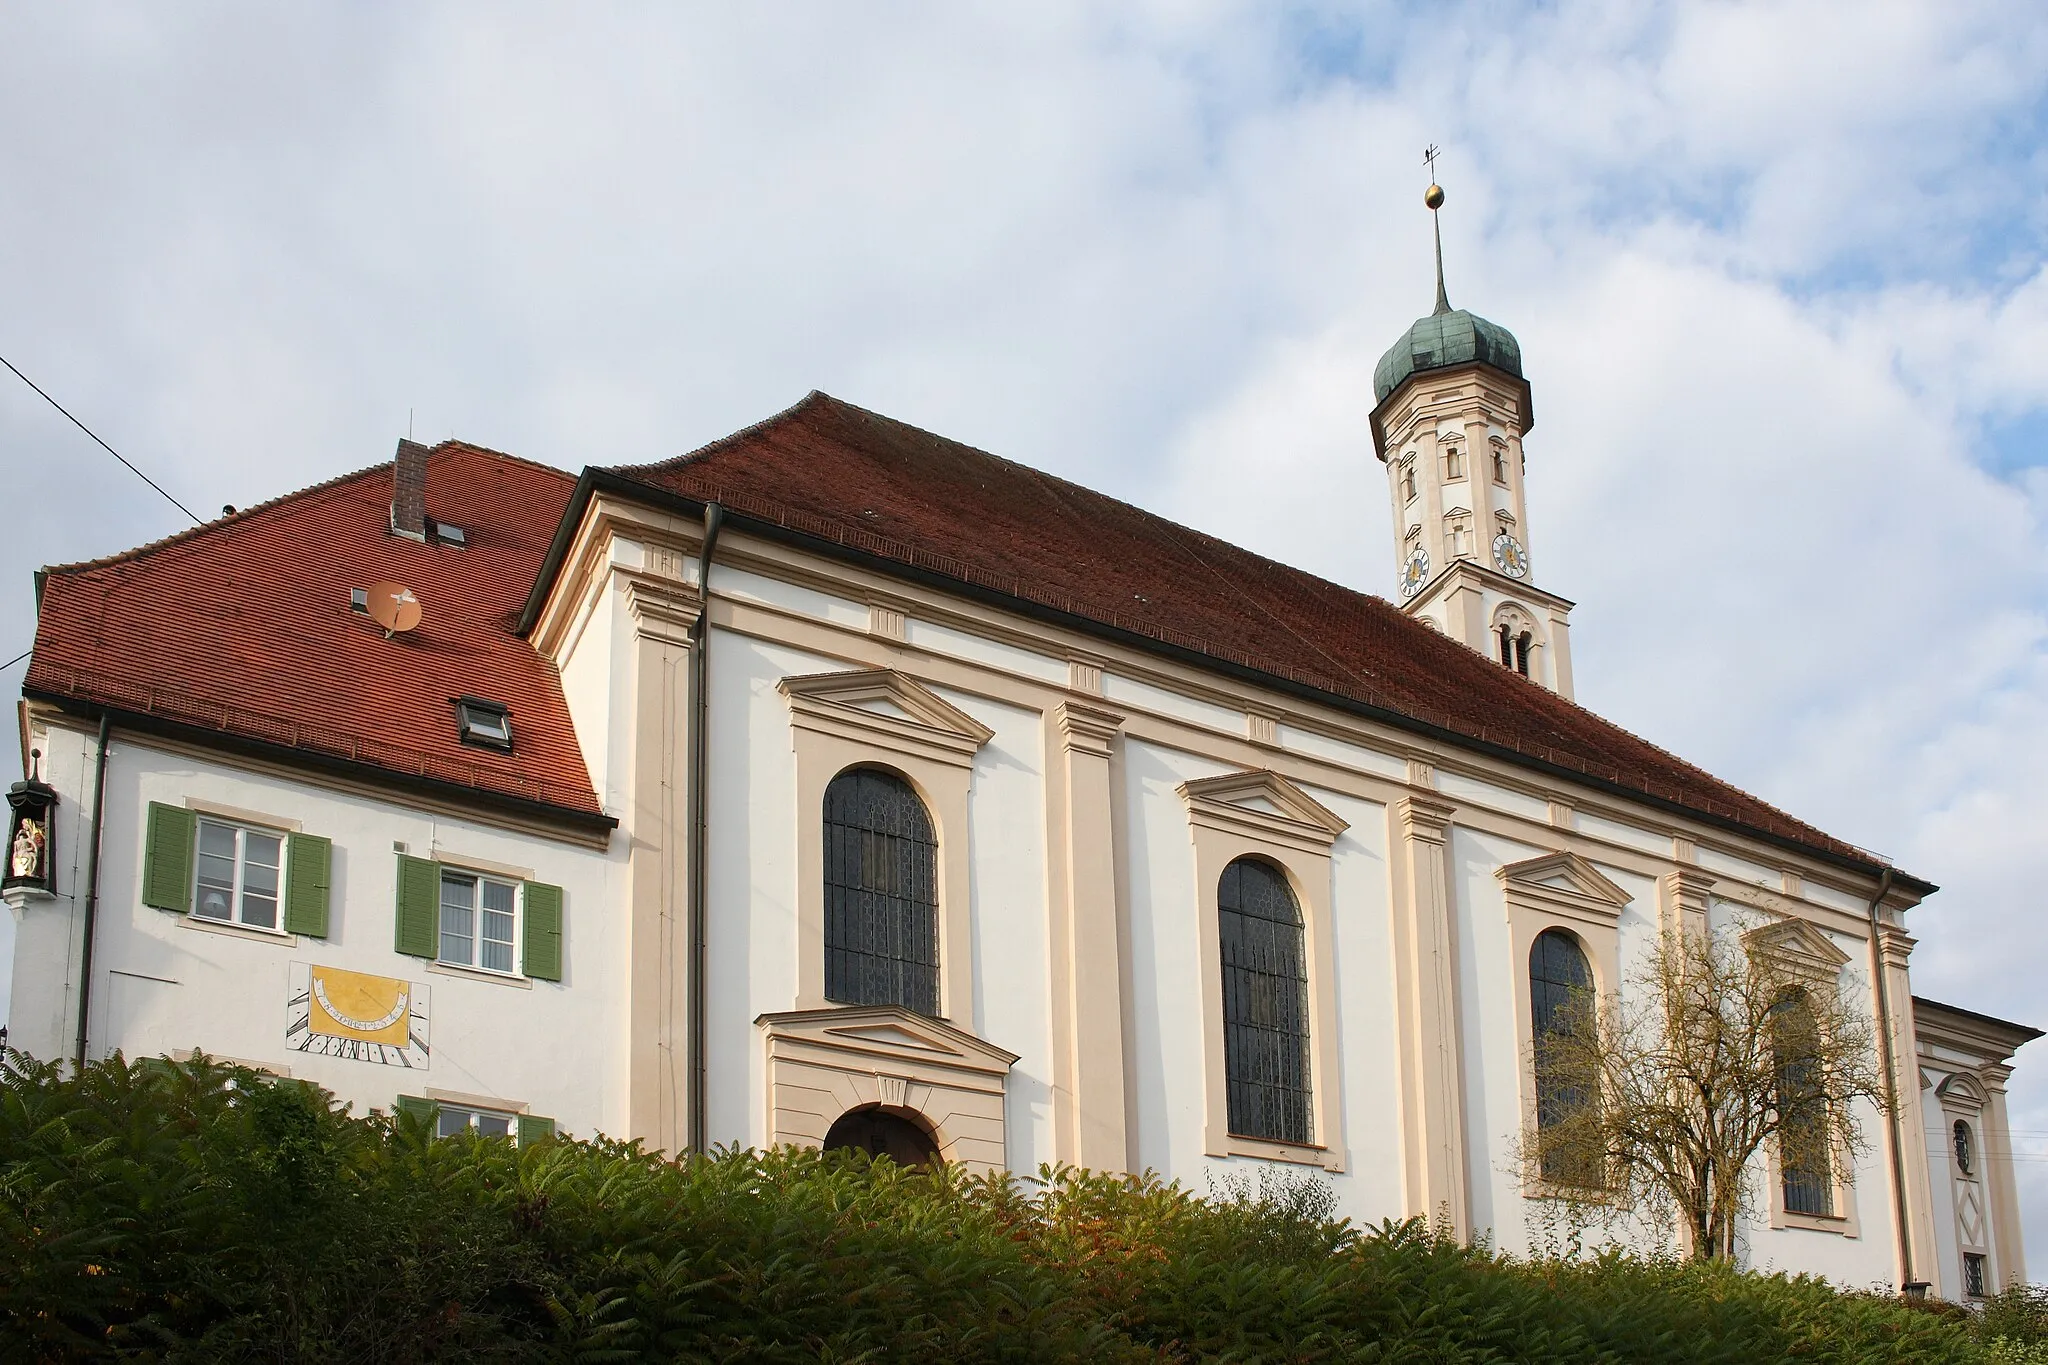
[4,243,2035,1299]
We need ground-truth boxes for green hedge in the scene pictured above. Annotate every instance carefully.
[1,1052,2041,1362]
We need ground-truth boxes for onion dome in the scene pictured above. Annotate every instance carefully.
[1373,308,1523,403]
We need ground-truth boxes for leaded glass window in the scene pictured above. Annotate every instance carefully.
[824,768,939,1016]
[1219,857,1312,1145]
[1530,928,1596,1183]
[1773,988,1834,1217]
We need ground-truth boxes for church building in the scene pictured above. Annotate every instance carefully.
[4,195,2034,1298]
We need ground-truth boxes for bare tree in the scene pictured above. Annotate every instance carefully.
[1522,925,1888,1262]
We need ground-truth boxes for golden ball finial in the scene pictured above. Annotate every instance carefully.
[1424,183,1445,210]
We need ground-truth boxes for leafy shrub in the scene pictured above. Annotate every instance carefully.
[0,1053,2023,1362]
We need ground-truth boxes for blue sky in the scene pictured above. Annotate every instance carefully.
[3,0,2046,1258]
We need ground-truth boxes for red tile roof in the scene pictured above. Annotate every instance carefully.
[27,444,604,822]
[604,391,1898,877]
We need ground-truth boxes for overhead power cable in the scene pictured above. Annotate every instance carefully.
[0,648,27,672]
[0,353,202,526]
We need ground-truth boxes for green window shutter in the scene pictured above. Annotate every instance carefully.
[394,855,440,958]
[282,833,332,937]
[141,803,195,912]
[394,1094,437,1129]
[522,881,564,982]
[516,1113,556,1146]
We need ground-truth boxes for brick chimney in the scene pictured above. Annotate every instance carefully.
[392,439,430,539]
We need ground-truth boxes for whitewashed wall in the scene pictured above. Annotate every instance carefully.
[7,729,628,1137]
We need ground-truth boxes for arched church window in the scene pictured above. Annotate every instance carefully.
[823,767,939,1016]
[1493,446,1509,484]
[1772,988,1834,1217]
[1444,445,1465,480]
[1218,857,1312,1145]
[1955,1119,1975,1177]
[1400,462,1418,503]
[1530,928,1596,1182]
[1498,625,1513,668]
[1514,631,1532,677]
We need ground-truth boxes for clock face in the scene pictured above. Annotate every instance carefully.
[1491,533,1529,579]
[1400,545,1431,598]
[286,963,431,1068]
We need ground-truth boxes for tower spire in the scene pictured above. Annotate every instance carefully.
[1423,145,1450,315]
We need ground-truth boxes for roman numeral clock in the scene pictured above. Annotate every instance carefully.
[286,962,432,1067]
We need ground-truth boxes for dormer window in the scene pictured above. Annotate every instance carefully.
[453,697,512,751]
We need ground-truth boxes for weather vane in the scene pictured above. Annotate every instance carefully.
[1423,143,1449,313]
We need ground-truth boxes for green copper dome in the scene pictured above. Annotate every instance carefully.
[1373,307,1523,404]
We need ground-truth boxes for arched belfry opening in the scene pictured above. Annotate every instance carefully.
[823,1105,941,1168]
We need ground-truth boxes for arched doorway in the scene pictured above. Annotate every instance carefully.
[822,1106,940,1168]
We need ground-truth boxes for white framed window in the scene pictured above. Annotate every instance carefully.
[194,817,286,931]
[1400,461,1418,502]
[439,869,520,974]
[1492,445,1509,484]
[437,1102,516,1140]
[1443,445,1464,480]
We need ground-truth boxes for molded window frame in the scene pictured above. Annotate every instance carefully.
[1499,851,1629,1199]
[781,668,993,1022]
[1180,769,1348,1170]
[1935,1069,1995,1291]
[1743,916,1863,1239]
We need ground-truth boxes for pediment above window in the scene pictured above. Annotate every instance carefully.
[779,668,994,767]
[757,1003,1020,1077]
[1742,916,1852,978]
[1179,769,1348,851]
[1937,1070,1990,1113]
[1498,851,1632,927]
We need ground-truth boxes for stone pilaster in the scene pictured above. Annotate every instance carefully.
[1047,699,1129,1171]
[1660,867,1714,946]
[1985,1065,2027,1288]
[624,574,699,1154]
[1390,793,1468,1235]
[1878,925,1939,1288]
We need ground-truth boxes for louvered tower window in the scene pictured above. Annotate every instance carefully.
[823,768,939,1016]
[1219,857,1312,1144]
[1530,928,1596,1183]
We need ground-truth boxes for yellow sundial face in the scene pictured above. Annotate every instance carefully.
[310,966,411,1044]
[287,963,430,1067]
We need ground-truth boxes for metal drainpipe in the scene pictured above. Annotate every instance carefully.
[71,715,112,1071]
[1865,867,1920,1294]
[685,503,724,1155]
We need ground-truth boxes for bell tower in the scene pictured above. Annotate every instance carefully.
[1370,168,1575,700]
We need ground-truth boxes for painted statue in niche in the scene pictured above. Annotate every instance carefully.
[10,818,43,881]
[3,749,57,896]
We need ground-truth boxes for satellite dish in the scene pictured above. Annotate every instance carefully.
[366,582,422,636]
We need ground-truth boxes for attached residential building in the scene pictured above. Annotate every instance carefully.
[4,272,2032,1298]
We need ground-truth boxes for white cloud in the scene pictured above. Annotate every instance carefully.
[3,0,2047,1262]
